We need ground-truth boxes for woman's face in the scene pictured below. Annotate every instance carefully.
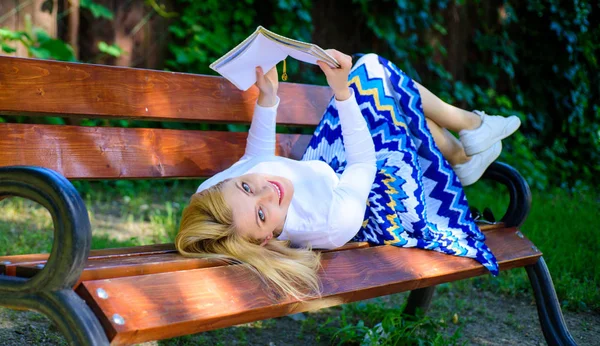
[221,173,294,245]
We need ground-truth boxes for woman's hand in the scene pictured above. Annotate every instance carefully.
[317,49,353,101]
[255,66,278,107]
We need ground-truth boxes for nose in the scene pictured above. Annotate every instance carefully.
[256,184,276,203]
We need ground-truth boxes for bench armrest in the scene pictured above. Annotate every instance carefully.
[0,166,91,292]
[481,161,532,228]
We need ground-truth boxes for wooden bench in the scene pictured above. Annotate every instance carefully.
[0,56,576,345]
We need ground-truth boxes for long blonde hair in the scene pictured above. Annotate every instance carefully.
[175,180,322,300]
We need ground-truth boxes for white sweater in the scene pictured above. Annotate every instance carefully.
[197,90,376,249]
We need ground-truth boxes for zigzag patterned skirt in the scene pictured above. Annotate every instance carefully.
[302,54,499,275]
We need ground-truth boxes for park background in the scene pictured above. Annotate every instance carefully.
[0,0,598,345]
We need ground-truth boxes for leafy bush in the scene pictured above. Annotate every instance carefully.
[165,0,599,190]
[166,0,313,79]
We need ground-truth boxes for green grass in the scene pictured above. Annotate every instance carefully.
[316,300,464,346]
[464,181,600,311]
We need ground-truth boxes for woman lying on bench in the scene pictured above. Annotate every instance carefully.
[175,51,521,299]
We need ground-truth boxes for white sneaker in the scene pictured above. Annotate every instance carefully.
[453,141,502,186]
[459,110,521,156]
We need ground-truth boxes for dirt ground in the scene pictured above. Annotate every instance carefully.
[0,287,598,345]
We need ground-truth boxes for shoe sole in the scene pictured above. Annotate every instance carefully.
[460,142,502,187]
[464,117,521,156]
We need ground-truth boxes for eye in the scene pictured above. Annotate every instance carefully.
[242,182,251,193]
[258,208,265,222]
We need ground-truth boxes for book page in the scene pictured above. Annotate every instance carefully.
[210,27,261,70]
[215,34,287,91]
[261,30,339,68]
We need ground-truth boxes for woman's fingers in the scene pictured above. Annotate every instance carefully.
[255,66,278,101]
[325,49,352,69]
[320,49,352,100]
[317,61,333,75]
[255,66,265,89]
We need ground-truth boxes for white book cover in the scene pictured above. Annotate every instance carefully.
[210,26,339,91]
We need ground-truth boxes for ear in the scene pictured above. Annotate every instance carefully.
[259,234,272,247]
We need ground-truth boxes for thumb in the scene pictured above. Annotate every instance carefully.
[255,66,264,81]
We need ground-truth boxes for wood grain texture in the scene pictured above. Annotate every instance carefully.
[0,56,333,126]
[0,244,175,276]
[12,242,371,283]
[77,227,541,345]
[2,226,500,278]
[0,123,310,179]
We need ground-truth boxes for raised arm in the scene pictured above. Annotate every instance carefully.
[318,51,377,248]
[326,90,376,247]
[242,66,280,159]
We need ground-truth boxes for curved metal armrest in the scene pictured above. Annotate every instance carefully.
[481,161,532,227]
[0,166,91,292]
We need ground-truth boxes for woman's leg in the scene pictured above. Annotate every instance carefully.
[418,82,508,186]
[426,118,470,166]
[415,81,481,133]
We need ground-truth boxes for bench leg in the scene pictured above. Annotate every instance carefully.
[0,287,109,345]
[0,167,108,345]
[403,286,436,316]
[526,257,576,346]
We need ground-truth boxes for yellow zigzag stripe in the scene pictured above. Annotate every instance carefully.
[380,169,402,244]
[348,75,407,129]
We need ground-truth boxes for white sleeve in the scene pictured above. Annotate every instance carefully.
[326,89,377,248]
[241,97,281,159]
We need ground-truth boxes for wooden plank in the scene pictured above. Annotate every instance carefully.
[0,221,502,277]
[0,56,332,126]
[77,227,541,345]
[0,244,175,276]
[0,123,310,179]
[13,242,371,282]
[3,226,501,278]
[478,222,505,231]
[16,253,225,283]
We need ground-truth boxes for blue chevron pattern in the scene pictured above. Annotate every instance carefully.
[302,54,499,275]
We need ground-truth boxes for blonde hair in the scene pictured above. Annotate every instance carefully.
[175,180,322,300]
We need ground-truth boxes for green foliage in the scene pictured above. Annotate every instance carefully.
[164,0,599,189]
[98,41,123,57]
[166,0,313,80]
[317,301,463,345]
[0,0,115,62]
[465,181,600,311]
[350,0,600,190]
[80,0,114,20]
[0,16,75,61]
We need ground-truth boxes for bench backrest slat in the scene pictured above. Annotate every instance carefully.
[0,57,332,126]
[0,123,310,179]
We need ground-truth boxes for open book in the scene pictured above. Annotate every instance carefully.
[210,26,340,91]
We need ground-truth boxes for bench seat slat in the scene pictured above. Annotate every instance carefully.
[2,224,503,278]
[11,242,372,282]
[0,57,332,126]
[0,244,175,275]
[0,123,309,179]
[77,227,539,345]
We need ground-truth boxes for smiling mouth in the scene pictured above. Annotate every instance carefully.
[268,180,284,205]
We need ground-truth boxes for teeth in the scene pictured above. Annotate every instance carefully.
[270,182,281,201]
